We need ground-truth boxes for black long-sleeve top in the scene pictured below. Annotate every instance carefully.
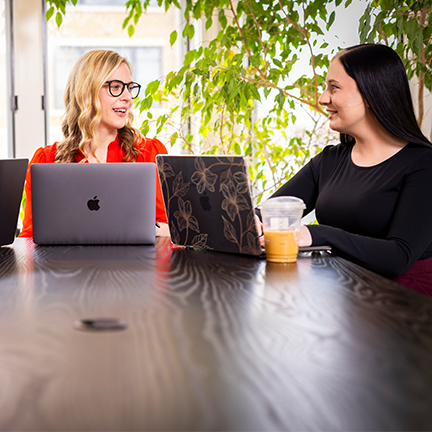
[271,142,432,278]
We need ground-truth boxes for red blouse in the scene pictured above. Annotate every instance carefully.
[19,135,168,238]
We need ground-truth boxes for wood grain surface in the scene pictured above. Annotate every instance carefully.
[0,238,431,431]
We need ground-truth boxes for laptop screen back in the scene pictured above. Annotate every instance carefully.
[156,155,262,256]
[0,159,28,246]
[31,163,156,245]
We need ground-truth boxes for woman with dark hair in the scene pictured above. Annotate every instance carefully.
[257,44,432,296]
[20,49,169,238]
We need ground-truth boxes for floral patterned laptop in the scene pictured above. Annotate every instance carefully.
[156,155,262,256]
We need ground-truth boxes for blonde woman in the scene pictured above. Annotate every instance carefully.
[20,49,169,237]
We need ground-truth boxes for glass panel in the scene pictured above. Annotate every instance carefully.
[76,0,158,5]
[0,0,9,158]
[53,45,161,110]
[47,0,178,144]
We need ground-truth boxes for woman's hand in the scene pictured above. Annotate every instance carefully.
[298,225,312,247]
[256,216,312,248]
[255,215,265,247]
[156,222,170,237]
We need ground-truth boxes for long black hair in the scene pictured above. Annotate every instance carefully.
[336,44,431,147]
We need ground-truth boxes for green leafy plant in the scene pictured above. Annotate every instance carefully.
[131,0,347,202]
[359,0,432,136]
[45,0,77,27]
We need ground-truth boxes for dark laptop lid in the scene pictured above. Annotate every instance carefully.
[0,159,28,246]
[156,155,262,256]
[31,163,156,245]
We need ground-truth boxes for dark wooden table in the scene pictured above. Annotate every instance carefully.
[1,238,432,431]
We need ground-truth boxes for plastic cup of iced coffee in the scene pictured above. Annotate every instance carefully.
[260,196,306,263]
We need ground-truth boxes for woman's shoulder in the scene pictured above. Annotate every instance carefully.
[137,137,168,152]
[403,142,432,167]
[320,142,350,157]
[30,143,58,164]
[406,142,432,155]
[311,142,349,166]
[136,137,168,162]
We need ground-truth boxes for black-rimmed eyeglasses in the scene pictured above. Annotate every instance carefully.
[104,80,141,99]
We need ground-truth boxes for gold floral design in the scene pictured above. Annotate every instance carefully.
[157,159,190,217]
[191,234,209,248]
[219,170,248,194]
[233,171,249,194]
[221,180,251,222]
[221,215,238,246]
[156,159,175,183]
[191,157,218,194]
[242,231,261,255]
[172,172,190,199]
[170,221,180,245]
[174,197,199,233]
[219,169,233,192]
[159,155,260,254]
[157,158,210,248]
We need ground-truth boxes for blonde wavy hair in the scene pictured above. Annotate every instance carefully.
[55,50,143,163]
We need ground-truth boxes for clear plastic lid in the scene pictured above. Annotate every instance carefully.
[260,196,306,210]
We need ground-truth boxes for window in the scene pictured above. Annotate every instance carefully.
[52,45,162,110]
[76,0,158,6]
[0,0,9,158]
[46,0,179,144]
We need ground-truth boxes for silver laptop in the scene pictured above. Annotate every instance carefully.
[31,163,156,245]
[156,155,263,256]
[0,158,28,246]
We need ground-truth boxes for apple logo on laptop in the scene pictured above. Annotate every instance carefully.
[87,196,100,211]
[200,192,211,211]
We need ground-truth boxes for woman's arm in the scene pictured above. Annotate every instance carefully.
[256,155,322,247]
[269,162,319,216]
[308,153,432,278]
[140,137,169,225]
[18,147,48,238]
